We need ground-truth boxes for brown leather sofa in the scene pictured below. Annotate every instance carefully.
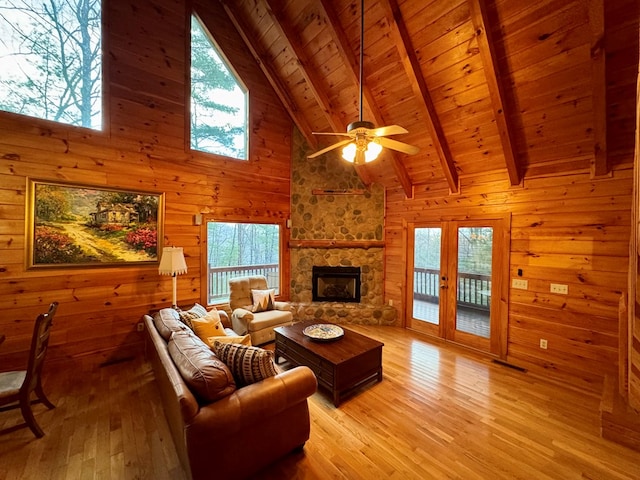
[144,308,317,480]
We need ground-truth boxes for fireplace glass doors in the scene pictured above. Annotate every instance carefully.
[312,266,361,303]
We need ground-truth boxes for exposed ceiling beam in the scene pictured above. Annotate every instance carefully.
[588,0,608,177]
[263,0,345,134]
[316,0,413,198]
[469,0,522,187]
[262,0,377,188]
[381,0,459,194]
[219,1,317,149]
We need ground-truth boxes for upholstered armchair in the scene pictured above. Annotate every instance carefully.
[228,275,293,345]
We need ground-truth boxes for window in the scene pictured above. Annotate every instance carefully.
[0,0,102,129]
[190,15,248,160]
[206,222,281,304]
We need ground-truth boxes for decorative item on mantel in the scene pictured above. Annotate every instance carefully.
[158,246,188,309]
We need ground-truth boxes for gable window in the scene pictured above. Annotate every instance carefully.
[0,0,102,129]
[190,15,248,160]
[206,222,280,304]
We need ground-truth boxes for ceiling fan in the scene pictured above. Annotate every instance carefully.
[307,0,419,166]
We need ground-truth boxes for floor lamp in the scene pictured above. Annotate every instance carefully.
[158,246,188,309]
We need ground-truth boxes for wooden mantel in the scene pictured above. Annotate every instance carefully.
[288,240,385,249]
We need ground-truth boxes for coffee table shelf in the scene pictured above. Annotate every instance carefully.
[274,321,383,406]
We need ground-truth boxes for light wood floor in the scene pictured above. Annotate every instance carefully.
[1,325,639,479]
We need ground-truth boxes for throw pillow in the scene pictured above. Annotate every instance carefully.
[251,289,275,313]
[210,334,252,346]
[168,330,236,403]
[213,341,277,386]
[178,303,208,330]
[191,310,226,343]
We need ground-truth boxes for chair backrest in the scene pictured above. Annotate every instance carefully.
[228,276,268,311]
[23,302,58,393]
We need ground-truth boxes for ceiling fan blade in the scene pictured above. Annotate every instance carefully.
[307,139,353,159]
[377,136,420,155]
[369,125,409,137]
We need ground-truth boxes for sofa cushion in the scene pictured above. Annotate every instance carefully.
[251,289,275,313]
[178,303,208,329]
[154,308,189,341]
[213,341,277,386]
[168,330,236,403]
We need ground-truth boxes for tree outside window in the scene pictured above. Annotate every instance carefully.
[191,15,248,160]
[0,0,102,129]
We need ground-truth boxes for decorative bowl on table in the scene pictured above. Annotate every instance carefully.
[303,324,344,342]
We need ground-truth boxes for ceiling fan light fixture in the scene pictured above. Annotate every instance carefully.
[365,140,382,162]
[341,143,357,162]
[341,139,382,165]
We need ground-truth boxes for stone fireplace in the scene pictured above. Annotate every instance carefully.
[288,129,396,326]
[312,266,361,303]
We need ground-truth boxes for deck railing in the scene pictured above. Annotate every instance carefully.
[209,264,489,309]
[414,267,491,310]
[208,264,279,303]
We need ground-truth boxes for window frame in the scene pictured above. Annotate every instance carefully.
[188,13,249,161]
[200,217,288,308]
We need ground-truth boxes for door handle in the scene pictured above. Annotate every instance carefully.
[440,283,448,290]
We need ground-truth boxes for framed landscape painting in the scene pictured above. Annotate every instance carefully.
[26,179,164,268]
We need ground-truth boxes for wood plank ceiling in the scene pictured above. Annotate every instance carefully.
[219,0,638,197]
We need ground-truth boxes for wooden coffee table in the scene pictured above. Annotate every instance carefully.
[274,321,383,406]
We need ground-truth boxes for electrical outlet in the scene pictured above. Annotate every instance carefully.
[512,278,528,290]
[137,322,144,332]
[540,339,548,349]
[550,283,568,294]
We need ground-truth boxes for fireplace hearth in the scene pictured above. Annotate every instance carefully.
[312,266,361,303]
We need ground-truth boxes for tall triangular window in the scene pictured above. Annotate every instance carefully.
[190,15,248,160]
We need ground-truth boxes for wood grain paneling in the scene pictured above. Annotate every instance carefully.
[385,168,632,392]
[629,53,640,411]
[0,0,292,370]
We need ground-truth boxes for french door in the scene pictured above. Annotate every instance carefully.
[407,217,509,357]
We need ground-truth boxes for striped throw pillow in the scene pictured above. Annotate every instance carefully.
[213,341,277,386]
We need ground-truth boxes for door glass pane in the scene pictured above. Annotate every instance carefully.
[456,227,492,338]
[413,227,441,325]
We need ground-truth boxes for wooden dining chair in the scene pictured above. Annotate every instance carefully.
[0,302,58,438]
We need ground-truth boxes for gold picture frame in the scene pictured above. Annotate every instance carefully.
[26,179,164,269]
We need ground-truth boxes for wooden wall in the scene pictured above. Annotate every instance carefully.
[385,167,633,393]
[0,0,292,370]
[631,61,640,411]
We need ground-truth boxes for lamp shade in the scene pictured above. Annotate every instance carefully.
[158,246,187,276]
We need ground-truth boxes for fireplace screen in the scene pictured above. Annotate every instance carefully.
[312,266,361,303]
